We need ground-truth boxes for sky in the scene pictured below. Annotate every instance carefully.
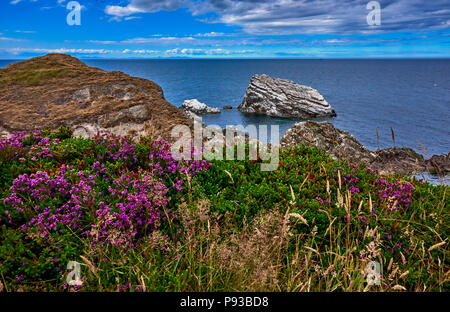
[0,0,449,59]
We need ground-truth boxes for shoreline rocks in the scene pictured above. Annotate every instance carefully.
[280,121,376,165]
[238,74,336,118]
[181,99,220,114]
[280,121,449,174]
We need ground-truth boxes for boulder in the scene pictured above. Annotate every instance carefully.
[280,121,449,174]
[426,153,450,173]
[238,74,336,118]
[280,121,376,165]
[0,54,190,142]
[181,99,220,114]
[370,147,427,173]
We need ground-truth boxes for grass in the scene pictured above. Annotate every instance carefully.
[0,128,448,292]
[0,68,71,86]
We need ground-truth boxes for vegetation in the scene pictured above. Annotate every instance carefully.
[0,68,72,86]
[0,128,448,292]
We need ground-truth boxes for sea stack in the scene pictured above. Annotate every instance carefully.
[238,74,336,118]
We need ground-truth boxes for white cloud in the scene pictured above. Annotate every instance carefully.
[105,0,186,21]
[124,16,142,21]
[3,48,113,55]
[0,37,24,42]
[193,32,229,37]
[326,39,347,43]
[104,0,450,35]
[106,5,144,18]
[15,30,36,34]
[88,36,197,45]
[122,49,157,54]
[133,49,158,53]
[164,47,255,56]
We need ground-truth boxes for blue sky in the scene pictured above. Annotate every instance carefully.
[0,0,449,59]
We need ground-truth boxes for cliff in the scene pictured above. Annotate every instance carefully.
[0,54,190,141]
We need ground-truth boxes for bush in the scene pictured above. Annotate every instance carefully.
[0,129,209,290]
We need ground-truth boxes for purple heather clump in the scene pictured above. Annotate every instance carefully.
[1,130,59,162]
[374,178,414,209]
[92,132,138,167]
[2,131,211,249]
[332,164,416,259]
[0,131,27,160]
[348,173,415,258]
[333,165,361,195]
[4,165,90,236]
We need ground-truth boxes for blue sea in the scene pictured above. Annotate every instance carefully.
[1,58,449,157]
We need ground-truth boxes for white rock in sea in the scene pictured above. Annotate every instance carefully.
[238,74,336,118]
[181,99,220,114]
[182,109,202,123]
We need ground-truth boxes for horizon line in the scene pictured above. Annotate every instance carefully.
[1,56,450,61]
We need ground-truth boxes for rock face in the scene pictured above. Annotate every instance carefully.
[370,148,428,173]
[280,121,449,174]
[238,74,336,118]
[0,54,190,142]
[280,121,376,165]
[181,99,220,114]
[427,154,450,172]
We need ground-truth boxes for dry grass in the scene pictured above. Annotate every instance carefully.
[148,177,448,292]
[15,167,446,292]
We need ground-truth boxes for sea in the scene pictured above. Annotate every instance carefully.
[1,58,449,184]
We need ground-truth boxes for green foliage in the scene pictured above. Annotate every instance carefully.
[0,130,448,292]
[0,68,70,86]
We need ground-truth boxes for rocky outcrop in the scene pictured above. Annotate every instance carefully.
[280,121,449,174]
[0,54,190,142]
[370,148,428,173]
[280,121,376,165]
[238,74,336,118]
[427,154,450,172]
[181,99,220,114]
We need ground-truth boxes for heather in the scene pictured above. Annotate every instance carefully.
[0,129,448,292]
